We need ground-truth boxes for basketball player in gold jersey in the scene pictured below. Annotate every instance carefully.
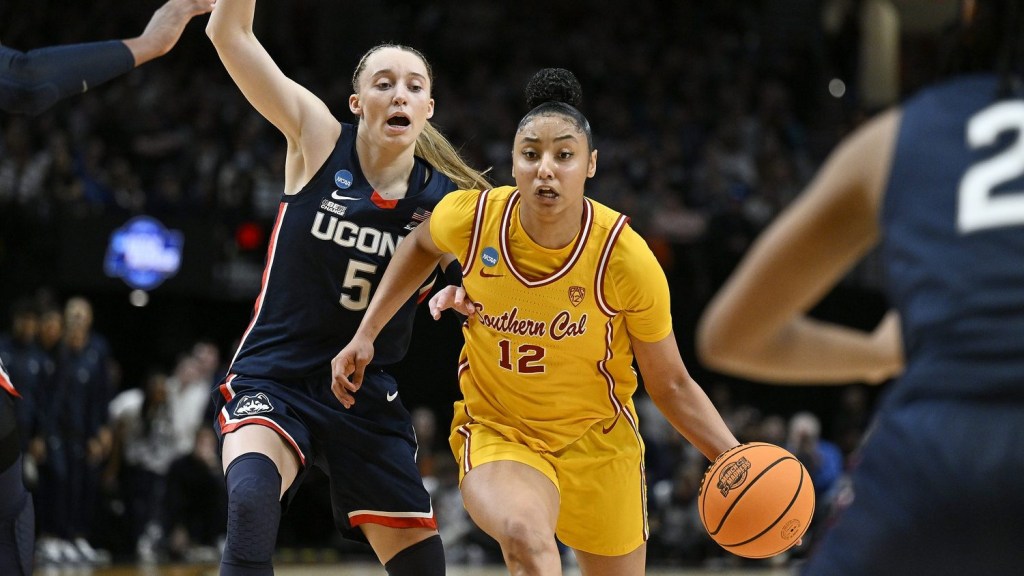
[331,68,739,576]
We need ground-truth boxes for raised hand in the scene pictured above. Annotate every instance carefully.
[125,0,217,65]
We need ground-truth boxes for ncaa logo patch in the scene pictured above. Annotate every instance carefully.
[481,247,499,267]
[334,169,354,189]
[234,392,274,417]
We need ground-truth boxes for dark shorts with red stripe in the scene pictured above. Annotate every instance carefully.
[212,368,435,541]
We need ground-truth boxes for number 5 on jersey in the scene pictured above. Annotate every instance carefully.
[340,260,377,311]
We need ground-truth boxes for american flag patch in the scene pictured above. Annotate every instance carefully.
[404,207,432,230]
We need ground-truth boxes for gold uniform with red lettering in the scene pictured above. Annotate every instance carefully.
[430,186,673,555]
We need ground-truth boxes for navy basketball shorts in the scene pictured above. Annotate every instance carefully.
[801,399,1024,576]
[212,369,436,539]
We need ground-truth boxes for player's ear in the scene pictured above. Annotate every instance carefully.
[426,97,434,120]
[349,94,361,117]
[587,149,598,178]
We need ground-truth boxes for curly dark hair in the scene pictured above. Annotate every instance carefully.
[518,68,593,150]
[524,67,583,109]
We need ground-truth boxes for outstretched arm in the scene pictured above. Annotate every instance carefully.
[697,109,904,384]
[331,221,445,407]
[0,0,214,115]
[206,0,338,192]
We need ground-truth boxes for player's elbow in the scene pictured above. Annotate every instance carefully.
[204,18,223,43]
[695,316,746,375]
[205,11,250,47]
[0,74,58,115]
[204,13,234,45]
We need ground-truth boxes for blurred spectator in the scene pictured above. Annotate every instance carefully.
[787,411,844,501]
[162,426,226,562]
[648,454,717,566]
[165,351,211,456]
[831,384,871,461]
[52,296,115,563]
[0,298,45,452]
[107,371,179,561]
[757,413,788,448]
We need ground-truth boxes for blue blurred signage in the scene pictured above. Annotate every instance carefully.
[103,216,184,290]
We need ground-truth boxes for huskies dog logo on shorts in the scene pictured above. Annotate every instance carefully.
[234,392,274,417]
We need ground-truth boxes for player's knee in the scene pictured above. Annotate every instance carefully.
[384,534,444,576]
[222,453,282,568]
[498,518,552,565]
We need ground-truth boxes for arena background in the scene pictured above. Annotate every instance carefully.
[0,0,958,573]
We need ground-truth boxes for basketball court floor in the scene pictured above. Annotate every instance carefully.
[35,562,795,576]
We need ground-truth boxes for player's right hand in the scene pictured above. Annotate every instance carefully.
[331,338,373,409]
[429,285,477,320]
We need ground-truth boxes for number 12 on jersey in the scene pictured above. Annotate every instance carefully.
[498,340,546,374]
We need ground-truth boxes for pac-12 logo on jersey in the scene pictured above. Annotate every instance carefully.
[234,392,274,417]
[335,169,354,189]
[568,286,585,307]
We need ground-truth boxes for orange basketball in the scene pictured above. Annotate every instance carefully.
[698,442,815,558]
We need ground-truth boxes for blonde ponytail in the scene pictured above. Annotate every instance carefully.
[416,121,492,191]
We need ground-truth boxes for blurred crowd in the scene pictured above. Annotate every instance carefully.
[0,292,226,565]
[1,0,884,569]
[0,290,872,567]
[1,1,849,303]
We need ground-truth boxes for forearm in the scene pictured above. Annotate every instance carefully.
[356,232,443,341]
[0,42,134,115]
[650,377,739,462]
[707,315,900,384]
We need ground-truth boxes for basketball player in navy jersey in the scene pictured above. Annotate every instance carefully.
[0,2,213,572]
[0,358,33,576]
[698,1,1024,573]
[206,1,489,574]
[1,0,215,115]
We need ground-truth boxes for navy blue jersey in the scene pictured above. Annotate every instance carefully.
[0,355,15,399]
[881,74,1024,403]
[0,337,49,439]
[228,123,456,379]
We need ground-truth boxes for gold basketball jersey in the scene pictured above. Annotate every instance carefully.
[431,186,672,453]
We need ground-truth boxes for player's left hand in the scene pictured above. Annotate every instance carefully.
[331,338,373,408]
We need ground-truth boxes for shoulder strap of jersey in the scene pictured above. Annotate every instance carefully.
[462,188,494,277]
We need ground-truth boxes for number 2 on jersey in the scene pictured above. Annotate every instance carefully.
[958,101,1024,233]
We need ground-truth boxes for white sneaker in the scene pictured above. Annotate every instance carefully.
[74,537,111,564]
[57,539,83,564]
[136,523,163,564]
[35,537,62,564]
